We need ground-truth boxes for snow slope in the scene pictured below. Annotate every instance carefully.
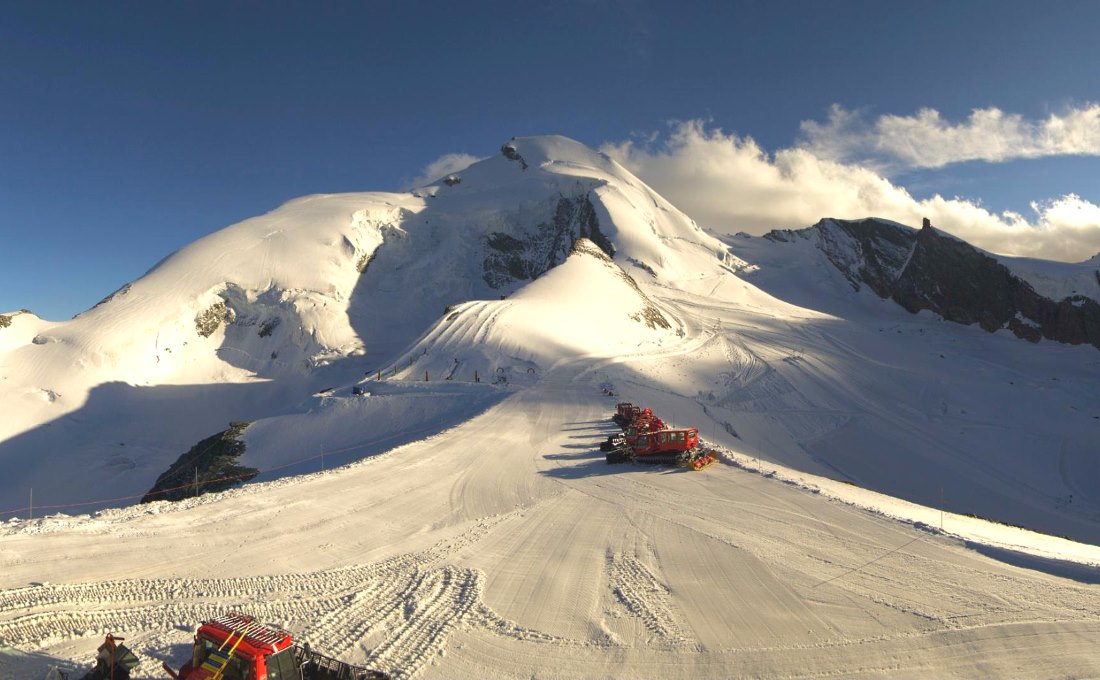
[2,366,1099,679]
[719,227,1100,543]
[2,136,1100,679]
[995,251,1100,303]
[0,135,722,512]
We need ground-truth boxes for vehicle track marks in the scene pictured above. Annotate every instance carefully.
[0,510,579,680]
[605,549,692,647]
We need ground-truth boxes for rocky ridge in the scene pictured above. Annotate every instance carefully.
[765,218,1100,351]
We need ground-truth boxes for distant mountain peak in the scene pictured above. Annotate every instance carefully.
[765,217,916,298]
[750,216,1100,352]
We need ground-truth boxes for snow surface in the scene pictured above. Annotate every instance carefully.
[995,251,1100,303]
[2,136,1100,679]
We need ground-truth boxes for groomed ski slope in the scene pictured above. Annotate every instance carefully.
[2,136,1100,678]
[2,364,1099,679]
[4,263,1100,679]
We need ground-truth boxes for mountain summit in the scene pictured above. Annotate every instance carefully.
[737,216,1100,350]
[2,136,1099,551]
[0,135,731,506]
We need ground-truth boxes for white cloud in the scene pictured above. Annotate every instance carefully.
[405,153,484,189]
[800,104,1100,170]
[602,120,1100,262]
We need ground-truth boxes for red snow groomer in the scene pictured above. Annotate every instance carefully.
[605,405,717,470]
[612,402,642,427]
[601,408,665,451]
[163,613,390,680]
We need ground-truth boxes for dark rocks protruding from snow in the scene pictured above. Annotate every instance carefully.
[356,250,377,274]
[501,140,528,170]
[892,224,1029,331]
[77,283,133,319]
[195,301,236,338]
[627,257,658,278]
[773,217,1100,351]
[443,175,461,186]
[258,317,281,338]
[482,193,615,289]
[141,421,257,503]
[765,218,916,298]
[892,224,1100,349]
[774,216,1100,352]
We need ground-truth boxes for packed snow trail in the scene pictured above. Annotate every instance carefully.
[3,365,1100,679]
[3,135,1100,678]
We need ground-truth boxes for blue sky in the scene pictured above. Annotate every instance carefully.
[4,1,1100,320]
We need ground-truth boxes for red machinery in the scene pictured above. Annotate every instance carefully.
[163,613,389,680]
[605,405,717,470]
[601,410,665,451]
[612,402,642,427]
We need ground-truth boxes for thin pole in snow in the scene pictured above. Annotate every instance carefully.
[940,486,944,531]
[194,468,199,497]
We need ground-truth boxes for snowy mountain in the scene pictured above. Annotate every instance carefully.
[749,217,1100,349]
[3,136,1100,680]
[0,136,724,512]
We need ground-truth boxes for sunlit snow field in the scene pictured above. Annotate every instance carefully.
[2,137,1099,679]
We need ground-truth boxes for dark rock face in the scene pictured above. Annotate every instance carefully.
[772,218,1100,352]
[482,193,615,289]
[141,421,257,503]
[766,218,916,298]
[500,140,528,170]
[892,225,1100,350]
[892,226,1026,332]
[824,218,915,298]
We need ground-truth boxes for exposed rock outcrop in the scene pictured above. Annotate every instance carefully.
[482,193,615,289]
[195,301,236,338]
[141,421,257,503]
[766,218,1100,351]
[501,140,528,170]
[766,218,916,297]
[893,225,1100,349]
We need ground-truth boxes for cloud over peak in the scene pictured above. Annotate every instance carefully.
[801,103,1100,171]
[405,153,484,189]
[602,120,1100,263]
